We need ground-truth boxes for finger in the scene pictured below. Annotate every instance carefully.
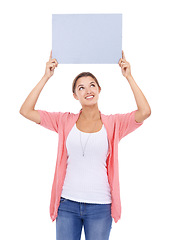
[49,50,52,60]
[54,59,58,64]
[48,63,56,69]
[122,50,126,60]
[119,60,126,67]
[121,63,128,69]
[119,58,126,64]
[118,59,122,66]
[53,59,58,66]
[49,59,58,66]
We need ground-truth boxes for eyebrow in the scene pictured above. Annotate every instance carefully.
[77,81,95,88]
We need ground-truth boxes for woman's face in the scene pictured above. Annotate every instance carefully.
[73,76,101,107]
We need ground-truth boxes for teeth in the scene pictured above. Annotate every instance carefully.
[86,95,94,99]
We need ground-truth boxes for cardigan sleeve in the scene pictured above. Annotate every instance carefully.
[35,109,64,133]
[117,110,144,141]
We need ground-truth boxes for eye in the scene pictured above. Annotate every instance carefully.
[79,87,84,90]
[79,84,95,91]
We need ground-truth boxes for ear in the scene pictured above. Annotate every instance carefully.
[73,93,79,100]
[99,87,101,94]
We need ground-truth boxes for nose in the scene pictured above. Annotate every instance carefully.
[86,87,92,94]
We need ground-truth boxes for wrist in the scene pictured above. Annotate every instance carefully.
[126,74,134,82]
[42,74,50,82]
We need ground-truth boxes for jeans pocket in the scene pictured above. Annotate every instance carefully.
[60,197,67,203]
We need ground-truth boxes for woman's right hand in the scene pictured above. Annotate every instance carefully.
[44,50,58,79]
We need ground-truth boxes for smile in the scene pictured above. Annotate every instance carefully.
[85,95,94,100]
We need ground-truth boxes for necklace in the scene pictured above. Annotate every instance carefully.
[79,120,98,157]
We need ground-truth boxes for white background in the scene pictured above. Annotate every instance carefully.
[0,0,168,240]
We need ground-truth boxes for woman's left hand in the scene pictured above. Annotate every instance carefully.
[118,50,132,79]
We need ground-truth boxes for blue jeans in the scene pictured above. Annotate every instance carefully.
[56,197,113,240]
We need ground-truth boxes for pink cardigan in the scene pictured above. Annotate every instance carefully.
[36,109,144,223]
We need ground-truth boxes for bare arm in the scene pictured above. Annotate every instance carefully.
[19,75,50,123]
[118,50,151,123]
[19,51,58,124]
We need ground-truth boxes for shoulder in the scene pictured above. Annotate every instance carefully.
[101,112,118,121]
[59,111,79,120]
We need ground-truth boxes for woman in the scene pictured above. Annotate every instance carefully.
[19,50,151,240]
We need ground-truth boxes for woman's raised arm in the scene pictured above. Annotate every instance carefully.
[19,51,58,124]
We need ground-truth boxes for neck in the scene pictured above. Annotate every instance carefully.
[80,105,100,121]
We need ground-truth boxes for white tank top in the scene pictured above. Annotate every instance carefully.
[61,123,112,204]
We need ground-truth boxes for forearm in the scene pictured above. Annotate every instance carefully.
[19,75,49,114]
[126,75,151,115]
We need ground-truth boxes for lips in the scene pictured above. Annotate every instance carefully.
[85,95,94,99]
